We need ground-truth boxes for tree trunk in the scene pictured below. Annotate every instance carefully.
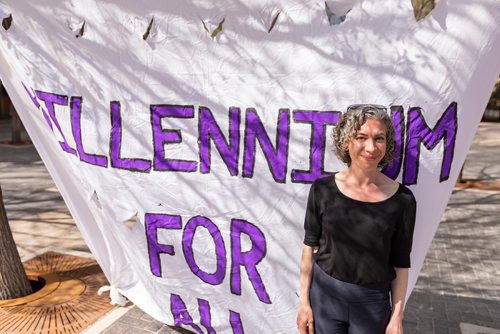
[10,101,23,144]
[0,82,10,120]
[0,95,7,120]
[0,184,33,300]
[11,103,22,144]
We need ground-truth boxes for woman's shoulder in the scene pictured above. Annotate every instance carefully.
[394,182,416,205]
[376,173,416,204]
[310,174,337,195]
[312,174,336,186]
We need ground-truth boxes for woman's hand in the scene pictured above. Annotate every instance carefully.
[296,303,314,334]
[297,246,316,333]
[386,267,408,334]
[385,317,403,334]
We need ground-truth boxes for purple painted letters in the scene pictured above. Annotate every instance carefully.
[22,84,54,131]
[151,104,197,172]
[22,82,40,109]
[198,298,216,334]
[70,97,108,167]
[22,84,461,186]
[145,213,182,277]
[169,293,245,333]
[229,311,245,334]
[230,219,270,304]
[110,101,152,172]
[291,110,340,183]
[199,107,241,176]
[403,102,457,184]
[242,108,290,183]
[35,90,77,155]
[382,106,404,179]
[182,216,227,285]
[170,294,203,334]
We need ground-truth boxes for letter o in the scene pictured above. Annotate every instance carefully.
[182,216,226,285]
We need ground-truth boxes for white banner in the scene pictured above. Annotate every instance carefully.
[1,0,499,332]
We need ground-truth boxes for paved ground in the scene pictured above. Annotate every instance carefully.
[1,119,499,333]
[404,189,500,333]
[403,122,500,334]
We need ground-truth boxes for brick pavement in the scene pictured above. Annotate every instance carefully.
[0,121,90,259]
[0,122,189,333]
[1,119,499,333]
[402,122,500,334]
[404,188,500,333]
[98,307,192,334]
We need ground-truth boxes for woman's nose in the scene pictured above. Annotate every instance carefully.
[365,139,377,152]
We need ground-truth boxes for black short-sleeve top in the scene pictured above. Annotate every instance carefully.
[303,174,417,285]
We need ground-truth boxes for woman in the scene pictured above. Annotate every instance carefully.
[297,104,416,334]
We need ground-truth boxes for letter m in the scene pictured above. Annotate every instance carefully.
[403,102,458,185]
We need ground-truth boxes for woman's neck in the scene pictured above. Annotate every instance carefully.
[344,165,381,186]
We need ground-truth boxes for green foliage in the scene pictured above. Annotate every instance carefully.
[201,19,210,34]
[143,16,154,41]
[324,2,348,26]
[211,17,225,39]
[200,17,225,39]
[268,11,280,33]
[2,14,12,31]
[75,20,85,38]
[411,0,437,21]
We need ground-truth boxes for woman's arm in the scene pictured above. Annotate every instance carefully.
[297,245,315,334]
[386,267,409,334]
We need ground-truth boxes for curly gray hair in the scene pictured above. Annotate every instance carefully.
[333,104,395,168]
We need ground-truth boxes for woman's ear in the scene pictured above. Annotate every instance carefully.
[343,138,352,152]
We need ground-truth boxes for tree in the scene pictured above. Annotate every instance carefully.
[487,76,500,109]
[0,184,33,300]
[10,103,23,144]
[0,82,24,144]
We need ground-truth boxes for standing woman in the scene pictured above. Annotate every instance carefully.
[297,105,416,334]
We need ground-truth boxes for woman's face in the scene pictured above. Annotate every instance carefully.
[347,118,387,169]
